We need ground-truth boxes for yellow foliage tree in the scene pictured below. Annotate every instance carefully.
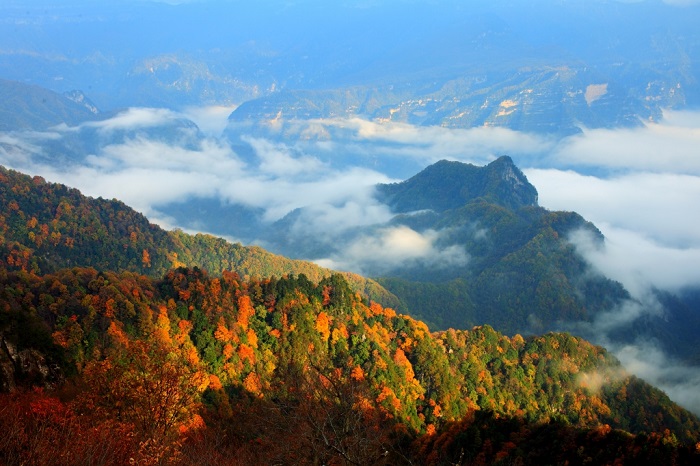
[315,311,331,342]
[237,295,255,330]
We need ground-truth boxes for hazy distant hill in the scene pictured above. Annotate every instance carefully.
[0,79,98,131]
[2,1,697,121]
[225,65,656,140]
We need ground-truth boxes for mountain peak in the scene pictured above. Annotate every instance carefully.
[485,155,539,207]
[376,156,538,213]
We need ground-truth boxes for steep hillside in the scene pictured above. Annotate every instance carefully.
[0,266,698,464]
[369,158,626,331]
[376,156,538,212]
[0,165,398,307]
[367,156,700,365]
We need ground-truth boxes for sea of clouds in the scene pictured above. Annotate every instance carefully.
[2,105,700,414]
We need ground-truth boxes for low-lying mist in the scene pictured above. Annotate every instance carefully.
[2,106,700,414]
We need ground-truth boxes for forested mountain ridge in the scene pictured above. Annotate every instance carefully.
[364,157,700,366]
[369,157,623,329]
[0,165,398,307]
[2,0,700,461]
[1,265,699,464]
[0,163,699,464]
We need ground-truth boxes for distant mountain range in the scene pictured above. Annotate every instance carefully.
[0,79,99,131]
[224,64,663,140]
[2,1,699,131]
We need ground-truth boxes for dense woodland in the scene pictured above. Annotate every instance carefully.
[1,165,700,465]
[373,158,629,333]
[0,166,397,307]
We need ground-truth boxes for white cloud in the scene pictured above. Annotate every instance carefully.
[307,110,700,180]
[180,105,237,136]
[55,107,180,133]
[289,198,394,238]
[65,167,221,214]
[312,117,555,165]
[570,226,700,296]
[614,343,700,416]
[242,136,327,178]
[0,133,47,162]
[549,110,700,175]
[526,168,700,248]
[319,226,469,275]
[218,164,392,222]
[94,137,242,172]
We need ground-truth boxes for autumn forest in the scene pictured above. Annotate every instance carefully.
[1,166,700,465]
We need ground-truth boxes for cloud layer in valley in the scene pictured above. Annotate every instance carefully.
[3,105,700,413]
[317,226,470,276]
[523,110,700,302]
[3,106,700,292]
[312,117,556,168]
[0,108,400,243]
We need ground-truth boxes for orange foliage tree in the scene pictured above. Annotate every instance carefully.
[0,389,136,466]
[78,338,208,444]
